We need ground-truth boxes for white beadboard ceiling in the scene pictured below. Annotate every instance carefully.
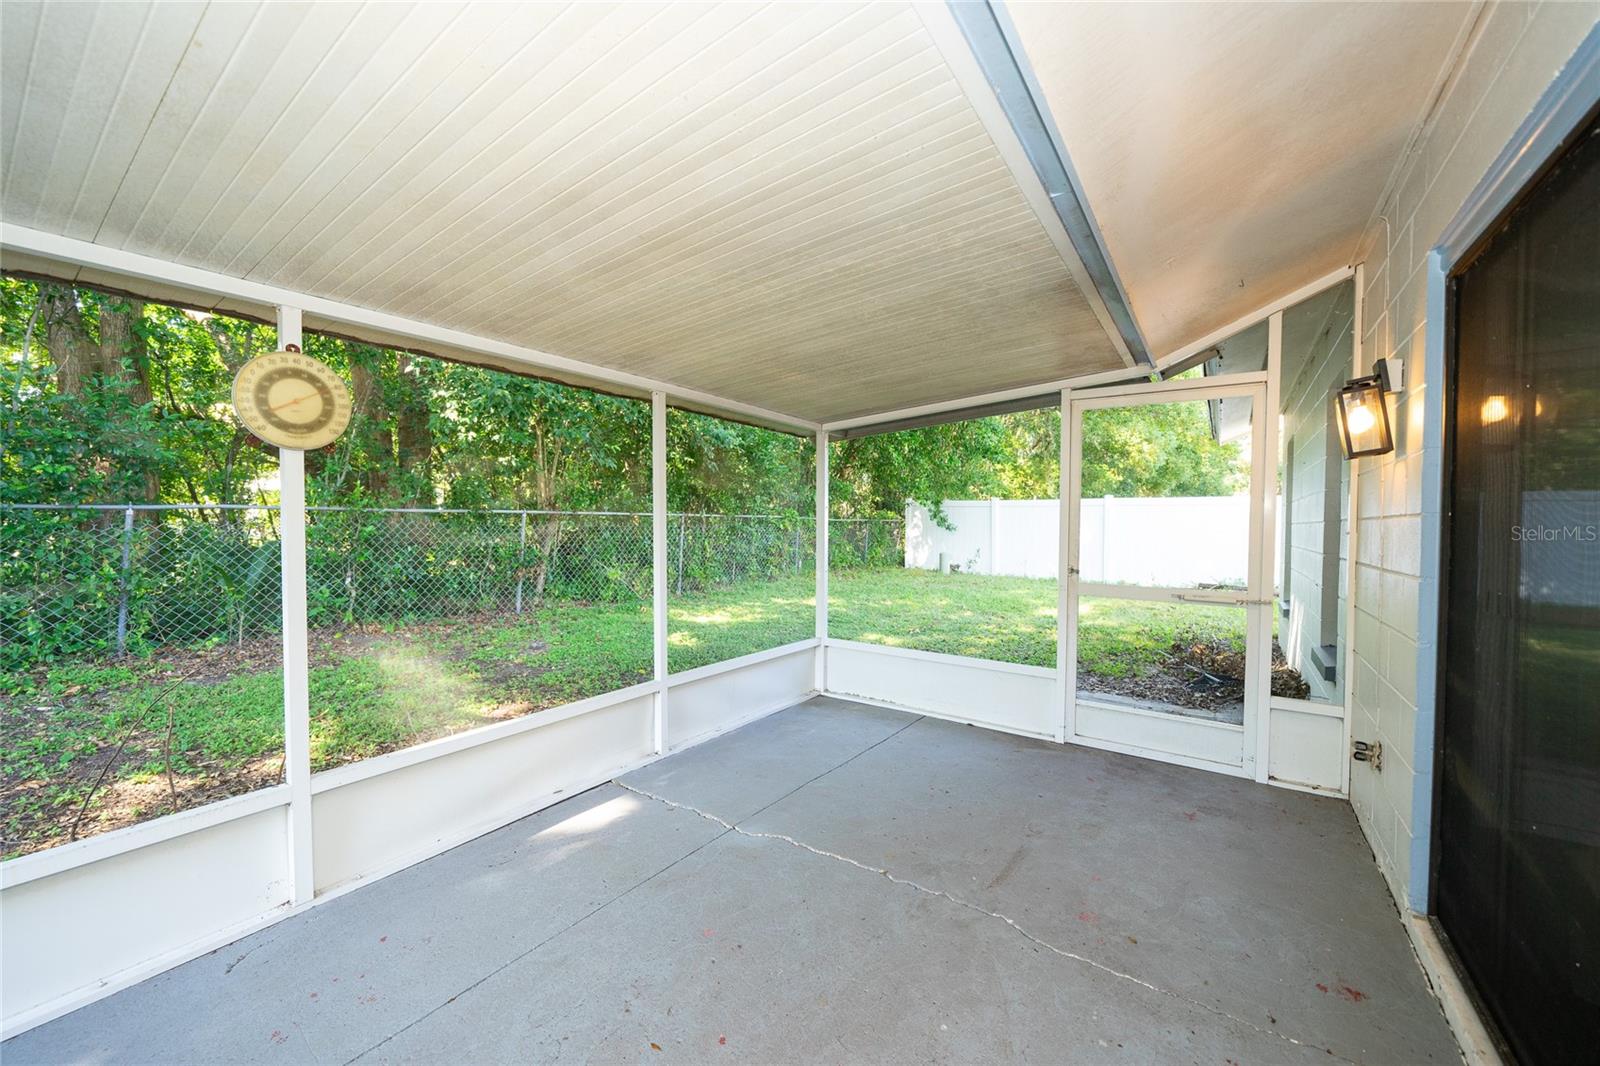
[2,1,1490,427]
[0,0,1128,425]
[1003,0,1477,361]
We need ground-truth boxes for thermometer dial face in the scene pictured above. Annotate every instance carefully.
[232,349,352,450]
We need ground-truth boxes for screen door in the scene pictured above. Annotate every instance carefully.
[1066,379,1270,775]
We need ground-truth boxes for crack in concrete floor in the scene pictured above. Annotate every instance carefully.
[345,719,931,1063]
[613,779,1361,1065]
[343,815,739,1065]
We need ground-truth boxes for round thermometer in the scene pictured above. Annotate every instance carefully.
[232,345,353,450]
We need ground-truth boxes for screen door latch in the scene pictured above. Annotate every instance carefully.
[1352,739,1383,771]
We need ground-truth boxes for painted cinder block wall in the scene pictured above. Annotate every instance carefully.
[1280,288,1354,707]
[1347,1,1598,911]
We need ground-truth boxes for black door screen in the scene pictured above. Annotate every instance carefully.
[1439,114,1600,1064]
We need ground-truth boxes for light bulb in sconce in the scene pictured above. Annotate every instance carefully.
[1335,361,1396,459]
[1481,395,1510,425]
[1345,399,1377,436]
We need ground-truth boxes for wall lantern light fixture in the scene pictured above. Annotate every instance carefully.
[1336,357,1401,460]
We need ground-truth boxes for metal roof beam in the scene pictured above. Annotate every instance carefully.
[930,0,1153,369]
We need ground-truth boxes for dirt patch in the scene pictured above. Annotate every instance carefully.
[4,744,284,859]
[1079,635,1311,713]
[80,755,284,839]
[147,636,287,686]
[475,660,552,688]
[442,633,552,689]
[57,614,542,688]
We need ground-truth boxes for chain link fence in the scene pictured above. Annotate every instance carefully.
[830,516,905,570]
[670,513,810,595]
[1,504,902,671]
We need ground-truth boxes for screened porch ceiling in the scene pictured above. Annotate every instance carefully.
[1,1,1474,429]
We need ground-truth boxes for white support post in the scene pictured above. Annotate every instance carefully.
[815,428,829,693]
[1252,311,1285,782]
[276,305,313,905]
[819,428,832,688]
[1056,388,1074,743]
[651,392,669,754]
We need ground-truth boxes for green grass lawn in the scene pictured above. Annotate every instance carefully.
[1077,595,1246,677]
[829,569,1058,665]
[3,567,1245,855]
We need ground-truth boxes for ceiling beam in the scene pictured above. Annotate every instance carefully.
[919,0,1151,369]
[829,391,1059,441]
[822,363,1150,436]
[822,264,1355,438]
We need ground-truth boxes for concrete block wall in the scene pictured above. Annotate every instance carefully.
[1348,0,1597,911]
[1279,288,1353,706]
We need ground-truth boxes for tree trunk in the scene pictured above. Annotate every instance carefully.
[99,298,158,502]
[349,356,393,499]
[393,353,433,503]
[46,286,161,503]
[202,318,261,373]
[531,518,562,603]
[97,298,148,401]
[44,285,97,396]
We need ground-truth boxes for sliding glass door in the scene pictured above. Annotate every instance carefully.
[1436,111,1599,1066]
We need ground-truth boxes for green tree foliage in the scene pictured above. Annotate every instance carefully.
[2,278,284,508]
[827,397,1246,525]
[668,409,813,516]
[1080,403,1247,498]
[3,281,162,504]
[995,409,1062,499]
[829,417,1010,522]
[298,341,654,512]
[2,276,792,516]
[3,274,1245,520]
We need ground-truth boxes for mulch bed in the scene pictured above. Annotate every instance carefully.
[1079,636,1311,712]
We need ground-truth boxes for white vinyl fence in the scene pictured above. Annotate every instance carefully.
[905,497,1269,588]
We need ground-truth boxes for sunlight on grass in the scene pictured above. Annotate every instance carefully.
[666,575,815,673]
[828,568,1057,667]
[1076,596,1246,679]
[676,609,739,626]
[11,566,1243,855]
[307,649,484,768]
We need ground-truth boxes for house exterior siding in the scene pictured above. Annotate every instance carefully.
[1280,289,1353,707]
[1349,0,1598,910]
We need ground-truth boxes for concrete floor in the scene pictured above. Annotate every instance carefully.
[5,697,1457,1065]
